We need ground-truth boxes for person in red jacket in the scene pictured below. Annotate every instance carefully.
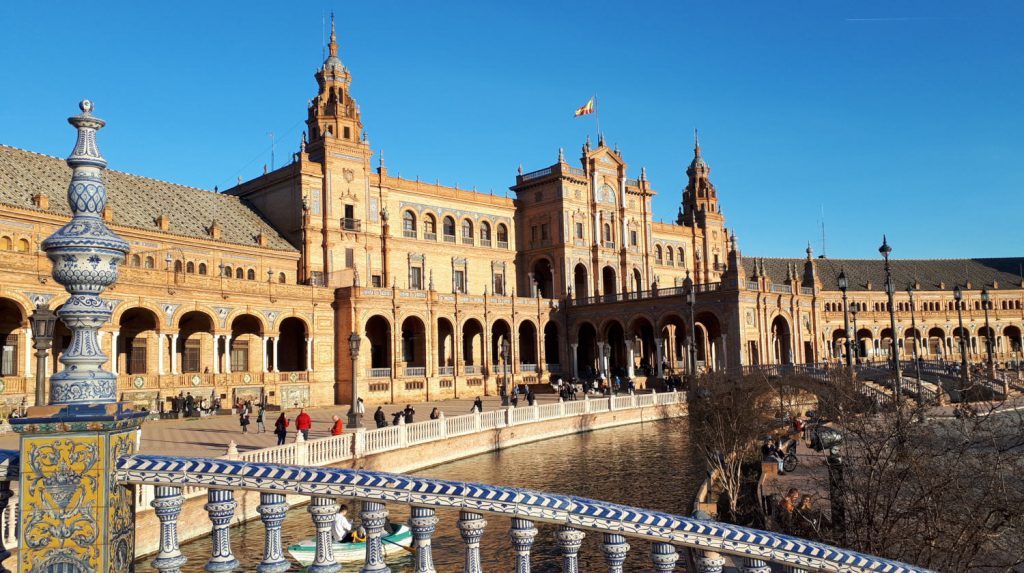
[296,408,312,439]
[330,414,344,436]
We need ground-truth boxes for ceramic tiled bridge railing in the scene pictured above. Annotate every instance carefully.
[107,455,931,573]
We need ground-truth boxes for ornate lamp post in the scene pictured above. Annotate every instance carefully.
[838,268,853,369]
[347,332,363,430]
[684,273,696,375]
[501,339,511,405]
[850,302,860,364]
[980,288,1002,395]
[29,303,58,406]
[879,236,903,403]
[906,286,924,404]
[953,285,970,389]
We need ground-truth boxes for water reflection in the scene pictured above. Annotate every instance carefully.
[137,418,698,572]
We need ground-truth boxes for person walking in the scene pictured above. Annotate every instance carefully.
[391,410,403,426]
[511,385,519,407]
[472,396,483,413]
[526,388,536,406]
[374,406,387,428]
[239,408,250,433]
[256,403,267,433]
[429,407,441,420]
[330,414,344,436]
[274,412,289,445]
[403,404,415,424]
[295,408,312,439]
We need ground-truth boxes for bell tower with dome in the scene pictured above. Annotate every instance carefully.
[305,15,365,162]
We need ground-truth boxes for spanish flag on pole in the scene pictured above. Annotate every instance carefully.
[574,97,595,117]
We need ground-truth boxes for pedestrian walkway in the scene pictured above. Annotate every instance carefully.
[0,393,567,457]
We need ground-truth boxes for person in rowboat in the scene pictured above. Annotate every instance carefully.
[332,504,356,543]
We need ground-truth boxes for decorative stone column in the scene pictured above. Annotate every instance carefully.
[570,343,579,379]
[12,101,147,573]
[308,497,340,573]
[654,337,665,378]
[695,550,726,573]
[256,493,290,573]
[650,542,678,573]
[211,335,219,374]
[224,334,232,374]
[170,333,179,375]
[306,337,313,371]
[624,339,635,379]
[271,336,279,372]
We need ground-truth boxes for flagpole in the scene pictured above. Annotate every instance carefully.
[594,94,602,141]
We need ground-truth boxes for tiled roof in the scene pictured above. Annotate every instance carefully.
[744,256,1024,292]
[0,144,296,251]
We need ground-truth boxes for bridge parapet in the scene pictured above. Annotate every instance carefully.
[112,454,933,573]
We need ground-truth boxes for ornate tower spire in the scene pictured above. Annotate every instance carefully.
[680,128,719,227]
[305,14,362,159]
[41,101,130,405]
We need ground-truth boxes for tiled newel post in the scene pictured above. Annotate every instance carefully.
[11,101,147,573]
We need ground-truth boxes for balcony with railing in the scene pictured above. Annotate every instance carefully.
[403,366,426,377]
[497,240,509,249]
[367,368,392,378]
[480,238,492,247]
[403,229,417,239]
[462,236,474,245]
[438,366,454,376]
[341,218,362,232]
[520,363,538,373]
[443,234,456,243]
[424,231,437,241]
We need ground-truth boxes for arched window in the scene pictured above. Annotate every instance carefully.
[424,214,437,236]
[131,254,141,267]
[198,263,207,275]
[443,216,456,240]
[667,248,674,264]
[0,236,10,250]
[655,245,662,261]
[278,272,286,284]
[145,256,154,269]
[223,265,232,277]
[174,260,183,273]
[480,221,492,241]
[497,223,509,246]
[235,267,244,279]
[16,239,29,252]
[603,223,612,243]
[402,210,417,238]
[186,261,195,273]
[461,219,474,241]
[677,248,685,264]
[247,269,256,280]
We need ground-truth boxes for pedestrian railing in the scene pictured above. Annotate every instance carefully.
[110,453,931,573]
[367,367,392,378]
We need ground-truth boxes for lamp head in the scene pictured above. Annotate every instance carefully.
[837,268,848,291]
[981,287,989,303]
[953,285,962,301]
[878,235,892,258]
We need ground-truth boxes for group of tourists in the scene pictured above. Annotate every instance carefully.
[372,403,439,428]
[170,391,221,417]
[500,384,537,407]
[236,400,267,434]
[773,487,822,536]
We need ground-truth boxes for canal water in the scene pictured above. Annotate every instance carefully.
[138,417,699,572]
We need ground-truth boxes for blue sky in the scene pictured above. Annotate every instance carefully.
[2,1,1021,259]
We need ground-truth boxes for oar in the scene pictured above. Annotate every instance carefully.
[380,534,415,554]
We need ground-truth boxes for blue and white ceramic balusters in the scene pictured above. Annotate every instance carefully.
[742,558,773,573]
[651,542,679,573]
[601,533,630,573]
[151,486,187,573]
[457,510,487,573]
[509,517,538,573]
[308,496,341,573]
[556,525,586,573]
[696,549,726,573]
[204,489,240,571]
[360,501,391,573]
[408,506,438,573]
[40,100,129,405]
[256,493,290,573]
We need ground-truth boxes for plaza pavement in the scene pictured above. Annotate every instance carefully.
[0,393,567,458]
